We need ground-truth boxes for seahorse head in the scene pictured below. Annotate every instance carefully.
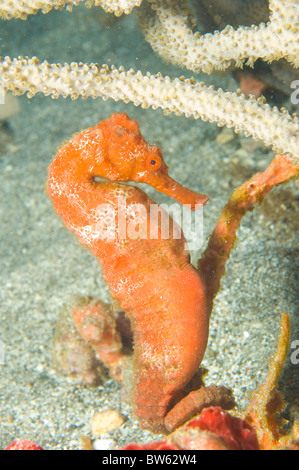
[93,113,208,209]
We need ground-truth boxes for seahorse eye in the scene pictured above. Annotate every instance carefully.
[146,154,162,171]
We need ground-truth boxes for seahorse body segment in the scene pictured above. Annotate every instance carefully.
[47,113,209,432]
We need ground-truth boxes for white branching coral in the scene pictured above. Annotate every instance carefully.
[139,0,299,73]
[0,0,298,162]
[0,0,142,19]
[1,57,298,160]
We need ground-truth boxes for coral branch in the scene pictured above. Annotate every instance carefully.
[244,313,295,449]
[198,154,299,306]
[0,0,142,19]
[0,0,82,19]
[0,1,298,164]
[0,57,298,161]
[140,0,299,73]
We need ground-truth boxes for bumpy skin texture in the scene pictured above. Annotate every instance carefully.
[47,113,209,433]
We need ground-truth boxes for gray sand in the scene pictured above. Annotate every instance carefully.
[0,5,298,450]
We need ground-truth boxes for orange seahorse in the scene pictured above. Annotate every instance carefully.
[47,113,209,433]
[47,113,299,433]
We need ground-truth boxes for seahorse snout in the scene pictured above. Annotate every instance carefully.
[140,170,209,209]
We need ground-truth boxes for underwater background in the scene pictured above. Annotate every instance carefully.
[0,2,298,450]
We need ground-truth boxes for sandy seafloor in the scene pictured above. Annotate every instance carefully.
[0,4,298,450]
